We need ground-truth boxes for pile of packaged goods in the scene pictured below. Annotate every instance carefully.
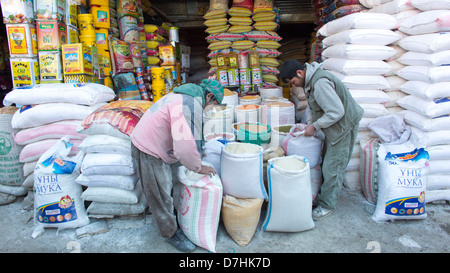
[1,0,189,101]
[205,0,282,95]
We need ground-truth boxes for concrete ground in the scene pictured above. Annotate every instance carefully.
[0,188,449,254]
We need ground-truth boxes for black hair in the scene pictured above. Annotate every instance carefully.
[280,60,305,83]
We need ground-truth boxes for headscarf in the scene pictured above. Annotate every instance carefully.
[173,79,224,107]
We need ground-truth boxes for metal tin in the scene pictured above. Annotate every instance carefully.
[61,43,93,75]
[34,0,66,22]
[36,21,67,51]
[10,57,40,87]
[39,51,63,81]
[6,23,38,57]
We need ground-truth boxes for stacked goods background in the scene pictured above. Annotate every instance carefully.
[204,0,283,94]
[1,0,190,102]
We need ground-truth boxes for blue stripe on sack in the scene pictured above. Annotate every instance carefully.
[259,151,268,200]
[262,163,273,231]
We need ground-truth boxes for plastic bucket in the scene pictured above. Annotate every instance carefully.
[78,14,96,36]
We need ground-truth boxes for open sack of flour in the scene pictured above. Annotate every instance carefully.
[372,146,429,222]
[220,142,267,199]
[177,162,222,253]
[32,137,89,238]
[262,155,315,232]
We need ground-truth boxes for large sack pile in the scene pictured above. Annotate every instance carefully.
[317,12,401,190]
[77,100,152,218]
[3,83,115,207]
[365,0,450,203]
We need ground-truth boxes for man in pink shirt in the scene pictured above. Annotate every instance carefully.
[131,79,224,252]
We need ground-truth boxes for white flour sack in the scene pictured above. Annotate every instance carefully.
[262,155,315,232]
[220,142,267,199]
[11,103,105,129]
[282,124,324,168]
[322,29,401,48]
[323,58,394,76]
[81,153,135,176]
[177,163,222,253]
[411,0,450,11]
[202,138,227,177]
[317,12,398,37]
[372,146,429,222]
[397,32,450,53]
[321,44,398,61]
[32,137,89,238]
[395,66,450,84]
[399,10,450,35]
[3,83,115,106]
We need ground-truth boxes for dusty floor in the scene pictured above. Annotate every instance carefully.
[0,188,449,254]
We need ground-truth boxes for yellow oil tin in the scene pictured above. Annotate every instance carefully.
[10,58,40,87]
[78,13,95,36]
[151,83,165,102]
[39,50,63,81]
[6,23,38,57]
[90,5,110,29]
[150,66,165,85]
[61,43,93,75]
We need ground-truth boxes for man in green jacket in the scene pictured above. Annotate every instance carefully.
[280,60,363,220]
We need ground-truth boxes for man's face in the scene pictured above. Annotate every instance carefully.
[204,92,219,111]
[287,69,305,88]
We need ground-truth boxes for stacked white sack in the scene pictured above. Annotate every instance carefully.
[3,83,114,199]
[393,2,450,203]
[318,12,401,190]
[76,100,153,218]
[365,0,422,114]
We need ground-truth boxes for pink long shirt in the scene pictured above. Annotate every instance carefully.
[131,93,203,172]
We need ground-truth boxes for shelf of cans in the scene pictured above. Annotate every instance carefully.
[1,0,190,102]
[204,0,282,96]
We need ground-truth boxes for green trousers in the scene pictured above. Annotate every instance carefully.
[318,126,359,210]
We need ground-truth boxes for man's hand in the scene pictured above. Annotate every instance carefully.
[198,164,216,178]
[303,124,316,136]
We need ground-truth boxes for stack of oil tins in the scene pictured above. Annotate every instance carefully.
[204,0,282,95]
[3,0,38,88]
[144,23,182,102]
[2,0,187,102]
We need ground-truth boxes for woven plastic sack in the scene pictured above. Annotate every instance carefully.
[0,107,24,187]
[318,12,398,37]
[220,142,267,199]
[282,124,324,168]
[222,195,263,246]
[77,100,153,139]
[4,83,115,106]
[399,10,450,35]
[32,137,89,238]
[372,147,429,222]
[262,155,315,232]
[177,162,223,253]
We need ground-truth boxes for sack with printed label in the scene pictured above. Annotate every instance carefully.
[32,137,89,238]
[372,146,429,222]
